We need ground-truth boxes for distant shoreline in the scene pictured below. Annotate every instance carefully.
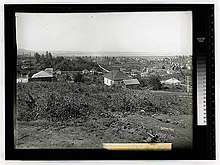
[17,48,192,57]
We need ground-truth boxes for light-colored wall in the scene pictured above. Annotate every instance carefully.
[104,77,113,86]
[104,77,123,86]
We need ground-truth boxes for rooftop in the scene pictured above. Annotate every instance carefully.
[32,71,54,78]
[162,77,181,84]
[103,70,130,81]
[123,79,140,85]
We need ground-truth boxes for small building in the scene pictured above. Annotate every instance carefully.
[55,70,62,75]
[82,69,89,75]
[131,69,140,76]
[17,78,28,83]
[31,71,55,82]
[161,78,181,85]
[103,70,130,86]
[166,70,174,75]
[123,79,140,89]
[45,68,53,74]
[90,68,97,75]
[140,72,149,77]
[17,74,28,83]
[119,67,127,73]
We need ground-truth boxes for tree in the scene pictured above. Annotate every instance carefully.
[139,75,162,90]
[74,73,83,82]
[28,69,38,78]
[81,76,91,83]
[34,52,41,63]
[45,51,49,59]
[148,75,162,90]
[48,52,53,60]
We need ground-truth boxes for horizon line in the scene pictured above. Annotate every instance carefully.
[17,48,192,55]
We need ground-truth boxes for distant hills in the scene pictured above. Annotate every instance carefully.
[17,49,35,56]
[17,48,191,57]
[17,49,76,57]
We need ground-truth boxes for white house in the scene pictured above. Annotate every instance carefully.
[103,70,130,86]
[166,70,174,75]
[17,77,28,83]
[82,69,89,74]
[140,72,149,77]
[90,68,97,75]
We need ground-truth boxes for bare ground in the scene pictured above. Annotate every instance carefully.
[15,112,192,149]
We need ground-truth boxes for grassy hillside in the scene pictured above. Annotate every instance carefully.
[16,82,193,149]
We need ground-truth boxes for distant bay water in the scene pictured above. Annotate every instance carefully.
[17,49,191,57]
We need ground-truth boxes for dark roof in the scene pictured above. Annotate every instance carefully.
[103,70,130,81]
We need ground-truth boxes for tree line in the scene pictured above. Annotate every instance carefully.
[17,51,102,77]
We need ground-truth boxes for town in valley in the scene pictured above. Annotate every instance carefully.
[17,50,192,91]
[16,49,193,149]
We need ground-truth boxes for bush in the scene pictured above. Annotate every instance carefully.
[139,75,162,90]
[44,93,84,121]
[16,92,39,121]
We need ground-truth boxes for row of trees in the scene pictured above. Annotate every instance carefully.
[33,51,101,71]
[17,51,102,77]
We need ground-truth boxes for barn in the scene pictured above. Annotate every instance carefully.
[30,71,56,82]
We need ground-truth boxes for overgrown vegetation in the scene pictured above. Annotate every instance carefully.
[16,82,192,122]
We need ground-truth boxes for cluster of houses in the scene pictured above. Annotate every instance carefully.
[23,67,141,89]
[28,68,102,82]
[17,66,183,89]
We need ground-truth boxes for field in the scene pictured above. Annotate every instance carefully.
[16,82,193,149]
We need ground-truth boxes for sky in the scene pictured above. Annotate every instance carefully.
[16,12,192,55]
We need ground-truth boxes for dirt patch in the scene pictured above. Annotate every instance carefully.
[16,113,192,149]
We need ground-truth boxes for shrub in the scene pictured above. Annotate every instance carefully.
[138,75,162,90]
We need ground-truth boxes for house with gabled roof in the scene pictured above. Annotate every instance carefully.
[103,70,130,86]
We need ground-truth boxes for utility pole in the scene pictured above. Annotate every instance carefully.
[28,52,32,78]
[186,76,190,97]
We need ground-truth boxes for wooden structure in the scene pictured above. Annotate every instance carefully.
[30,71,56,82]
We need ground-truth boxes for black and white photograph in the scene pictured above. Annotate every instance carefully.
[15,11,193,149]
